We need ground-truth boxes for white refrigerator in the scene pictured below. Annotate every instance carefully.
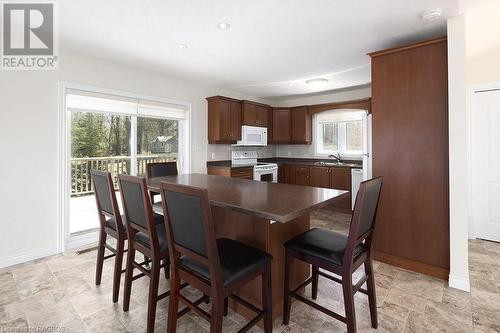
[351,112,372,209]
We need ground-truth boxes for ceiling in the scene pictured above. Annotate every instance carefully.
[57,0,459,98]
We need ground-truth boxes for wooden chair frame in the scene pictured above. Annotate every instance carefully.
[283,177,383,333]
[119,174,178,333]
[160,182,272,333]
[91,170,128,303]
[146,161,178,204]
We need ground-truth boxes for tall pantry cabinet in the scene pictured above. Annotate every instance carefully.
[369,37,450,279]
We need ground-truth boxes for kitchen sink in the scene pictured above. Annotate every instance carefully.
[314,161,358,167]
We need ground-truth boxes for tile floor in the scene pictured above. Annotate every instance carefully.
[0,206,499,332]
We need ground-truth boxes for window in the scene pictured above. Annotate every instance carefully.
[315,110,364,156]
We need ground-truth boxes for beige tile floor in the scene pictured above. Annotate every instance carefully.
[1,206,499,332]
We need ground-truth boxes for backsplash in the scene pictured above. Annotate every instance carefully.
[207,145,276,161]
[276,145,315,158]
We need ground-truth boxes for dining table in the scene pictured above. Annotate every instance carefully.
[147,173,348,321]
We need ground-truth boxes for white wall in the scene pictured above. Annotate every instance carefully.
[0,51,257,267]
[268,86,370,107]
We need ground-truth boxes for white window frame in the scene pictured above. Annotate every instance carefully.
[314,110,364,158]
[58,82,192,251]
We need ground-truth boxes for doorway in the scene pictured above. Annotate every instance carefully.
[471,85,500,242]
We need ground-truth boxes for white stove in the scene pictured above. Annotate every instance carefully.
[231,151,278,183]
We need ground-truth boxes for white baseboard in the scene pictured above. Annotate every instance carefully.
[449,274,470,292]
[0,246,59,269]
[65,230,99,250]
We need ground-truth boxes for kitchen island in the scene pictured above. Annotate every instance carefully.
[147,173,348,320]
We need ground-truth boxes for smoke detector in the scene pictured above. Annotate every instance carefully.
[421,9,442,22]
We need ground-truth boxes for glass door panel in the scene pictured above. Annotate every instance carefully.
[136,117,179,176]
[70,111,131,235]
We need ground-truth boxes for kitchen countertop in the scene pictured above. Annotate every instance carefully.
[207,157,362,169]
[147,173,348,223]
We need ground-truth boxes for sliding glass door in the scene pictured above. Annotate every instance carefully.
[64,87,189,244]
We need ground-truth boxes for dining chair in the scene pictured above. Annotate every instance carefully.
[160,182,273,333]
[146,161,178,210]
[282,177,383,333]
[91,170,128,303]
[118,174,177,333]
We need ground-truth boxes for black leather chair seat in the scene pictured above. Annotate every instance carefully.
[134,213,168,252]
[180,238,272,287]
[104,215,127,230]
[285,228,365,266]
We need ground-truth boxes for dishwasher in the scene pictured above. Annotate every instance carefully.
[351,168,364,210]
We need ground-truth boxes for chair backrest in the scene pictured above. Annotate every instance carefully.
[344,177,383,261]
[91,170,123,233]
[118,175,160,248]
[146,162,178,178]
[160,182,222,285]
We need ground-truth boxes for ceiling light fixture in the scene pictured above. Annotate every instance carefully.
[305,78,328,89]
[217,22,231,30]
[421,9,442,22]
[176,43,188,49]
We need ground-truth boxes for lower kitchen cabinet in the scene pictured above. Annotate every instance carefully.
[207,166,253,180]
[331,168,351,210]
[294,166,310,186]
[279,164,352,210]
[309,166,330,188]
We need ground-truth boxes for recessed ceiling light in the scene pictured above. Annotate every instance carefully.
[421,9,442,22]
[305,78,328,89]
[176,43,188,49]
[217,22,231,30]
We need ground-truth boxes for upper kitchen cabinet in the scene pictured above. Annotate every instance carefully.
[290,106,312,144]
[242,100,269,127]
[207,96,242,143]
[272,108,291,143]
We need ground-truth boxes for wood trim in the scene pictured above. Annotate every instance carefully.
[373,251,449,280]
[307,98,371,115]
[368,36,447,58]
[241,99,271,108]
[206,95,242,103]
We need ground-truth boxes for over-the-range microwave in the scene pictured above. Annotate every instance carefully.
[233,125,267,146]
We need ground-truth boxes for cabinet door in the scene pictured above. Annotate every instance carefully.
[280,164,295,184]
[229,100,242,140]
[331,168,351,190]
[267,108,274,143]
[231,167,253,179]
[242,102,257,126]
[331,167,351,209]
[295,166,310,186]
[218,100,233,141]
[255,105,269,127]
[272,109,291,143]
[291,106,312,144]
[309,167,331,188]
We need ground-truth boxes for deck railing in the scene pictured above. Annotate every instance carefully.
[71,154,177,196]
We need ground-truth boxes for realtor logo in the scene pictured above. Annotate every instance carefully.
[1,2,59,70]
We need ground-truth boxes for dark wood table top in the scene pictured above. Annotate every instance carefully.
[147,174,348,223]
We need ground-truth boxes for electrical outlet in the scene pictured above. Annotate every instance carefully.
[287,151,291,157]
[211,152,215,159]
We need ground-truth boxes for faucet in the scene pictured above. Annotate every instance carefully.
[328,152,342,163]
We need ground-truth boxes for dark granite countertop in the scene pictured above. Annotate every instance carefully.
[147,174,348,222]
[207,157,362,170]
